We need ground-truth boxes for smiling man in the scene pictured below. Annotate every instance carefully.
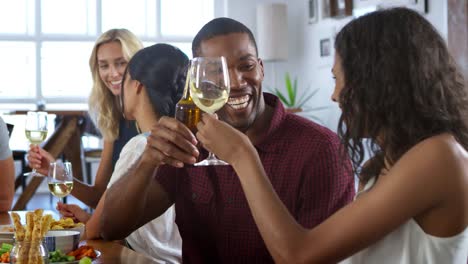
[101,18,355,263]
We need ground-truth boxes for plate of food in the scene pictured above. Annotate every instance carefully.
[0,225,13,233]
[49,218,85,236]
[1,243,100,264]
[48,246,101,264]
[0,242,12,263]
[0,226,14,245]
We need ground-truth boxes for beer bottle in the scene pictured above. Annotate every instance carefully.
[175,66,201,133]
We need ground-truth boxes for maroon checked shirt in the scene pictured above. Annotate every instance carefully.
[155,93,355,263]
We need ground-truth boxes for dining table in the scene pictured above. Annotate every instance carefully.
[1,211,158,263]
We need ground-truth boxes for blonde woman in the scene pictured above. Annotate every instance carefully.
[28,29,143,208]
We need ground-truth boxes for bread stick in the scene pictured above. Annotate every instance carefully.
[40,215,52,238]
[24,212,34,241]
[10,212,54,264]
[11,212,25,242]
[28,214,43,263]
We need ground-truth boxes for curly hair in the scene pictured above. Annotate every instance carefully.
[334,7,468,182]
[88,29,143,140]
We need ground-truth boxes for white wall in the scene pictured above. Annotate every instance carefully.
[225,0,448,131]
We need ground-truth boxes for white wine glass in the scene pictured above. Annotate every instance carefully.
[189,56,230,166]
[24,111,48,177]
[47,161,74,205]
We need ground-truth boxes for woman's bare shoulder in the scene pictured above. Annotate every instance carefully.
[411,134,467,170]
[393,133,468,201]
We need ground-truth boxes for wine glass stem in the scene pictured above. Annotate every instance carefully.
[31,143,38,176]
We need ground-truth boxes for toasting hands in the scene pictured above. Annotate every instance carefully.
[196,114,255,166]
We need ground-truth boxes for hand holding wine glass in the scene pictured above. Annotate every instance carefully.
[24,111,48,176]
[189,56,230,166]
[48,161,74,205]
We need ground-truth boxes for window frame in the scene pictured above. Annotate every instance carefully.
[0,0,225,109]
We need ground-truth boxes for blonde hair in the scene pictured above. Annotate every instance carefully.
[88,28,143,140]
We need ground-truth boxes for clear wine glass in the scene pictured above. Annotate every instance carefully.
[24,111,48,176]
[189,56,230,166]
[47,161,74,205]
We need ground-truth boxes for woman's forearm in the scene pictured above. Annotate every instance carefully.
[100,159,159,240]
[72,140,114,208]
[71,180,105,208]
[0,200,12,212]
[0,157,15,212]
[84,192,107,239]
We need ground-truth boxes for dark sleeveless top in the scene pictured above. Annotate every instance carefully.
[111,119,139,170]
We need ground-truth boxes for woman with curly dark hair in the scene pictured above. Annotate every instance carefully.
[195,7,468,263]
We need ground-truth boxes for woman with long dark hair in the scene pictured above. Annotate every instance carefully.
[58,43,188,263]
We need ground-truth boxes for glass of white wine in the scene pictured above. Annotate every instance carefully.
[24,111,48,177]
[189,56,230,166]
[47,161,74,205]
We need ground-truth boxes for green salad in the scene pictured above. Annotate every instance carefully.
[49,249,75,262]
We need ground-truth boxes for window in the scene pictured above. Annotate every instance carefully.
[0,0,221,109]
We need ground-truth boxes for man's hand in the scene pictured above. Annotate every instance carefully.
[140,116,200,168]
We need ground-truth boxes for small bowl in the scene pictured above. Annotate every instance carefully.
[44,230,80,254]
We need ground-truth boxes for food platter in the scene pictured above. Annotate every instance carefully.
[0,250,100,264]
[0,225,13,233]
[50,250,101,264]
[0,225,14,244]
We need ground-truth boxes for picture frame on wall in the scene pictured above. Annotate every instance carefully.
[322,0,331,19]
[330,0,353,18]
[377,0,428,14]
[308,0,319,24]
[320,38,331,57]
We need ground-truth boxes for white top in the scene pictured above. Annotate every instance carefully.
[341,177,468,264]
[108,133,182,264]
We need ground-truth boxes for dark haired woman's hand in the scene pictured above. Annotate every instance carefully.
[196,114,255,167]
[140,116,200,168]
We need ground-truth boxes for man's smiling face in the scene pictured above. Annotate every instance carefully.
[198,33,265,132]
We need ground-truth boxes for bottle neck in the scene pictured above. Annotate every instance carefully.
[178,68,194,104]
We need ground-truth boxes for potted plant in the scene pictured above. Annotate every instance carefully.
[271,72,330,124]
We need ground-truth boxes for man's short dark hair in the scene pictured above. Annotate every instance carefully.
[192,17,258,57]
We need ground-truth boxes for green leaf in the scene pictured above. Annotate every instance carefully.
[303,106,330,112]
[275,88,292,107]
[292,77,298,106]
[296,87,320,108]
[285,73,295,106]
